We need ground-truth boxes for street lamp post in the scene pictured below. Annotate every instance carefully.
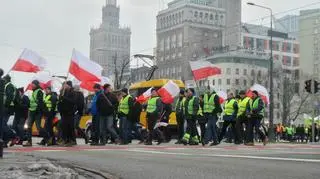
[0,68,4,158]
[247,2,275,141]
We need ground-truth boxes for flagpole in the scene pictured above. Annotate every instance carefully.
[61,49,74,96]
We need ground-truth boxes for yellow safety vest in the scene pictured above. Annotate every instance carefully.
[237,97,252,117]
[29,89,41,112]
[203,93,216,113]
[4,82,16,106]
[251,97,265,117]
[118,95,131,115]
[147,97,159,113]
[224,99,236,116]
[175,97,186,113]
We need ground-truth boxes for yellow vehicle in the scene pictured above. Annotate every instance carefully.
[129,79,185,128]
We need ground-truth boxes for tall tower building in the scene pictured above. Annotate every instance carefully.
[90,0,131,86]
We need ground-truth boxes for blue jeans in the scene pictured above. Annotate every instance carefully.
[204,114,218,144]
[100,115,119,144]
[120,116,132,143]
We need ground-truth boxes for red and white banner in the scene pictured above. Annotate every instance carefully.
[158,80,180,104]
[189,61,221,81]
[79,76,112,92]
[246,84,269,105]
[12,49,47,73]
[136,87,153,104]
[26,72,52,91]
[69,49,103,82]
[217,91,227,104]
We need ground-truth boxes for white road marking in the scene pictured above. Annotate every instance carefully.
[37,150,66,152]
[127,149,320,163]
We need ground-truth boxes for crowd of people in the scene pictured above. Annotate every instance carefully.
[2,67,318,148]
[275,123,319,143]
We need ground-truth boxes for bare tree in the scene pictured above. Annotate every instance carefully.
[113,53,131,90]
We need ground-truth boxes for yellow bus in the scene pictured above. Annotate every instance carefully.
[129,79,185,128]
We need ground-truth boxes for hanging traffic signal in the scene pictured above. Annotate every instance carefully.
[314,80,320,94]
[305,80,312,93]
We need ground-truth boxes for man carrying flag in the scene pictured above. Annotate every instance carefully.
[236,90,252,144]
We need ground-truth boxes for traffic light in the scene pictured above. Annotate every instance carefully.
[314,80,320,94]
[305,80,312,93]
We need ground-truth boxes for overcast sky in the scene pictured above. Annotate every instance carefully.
[0,0,319,87]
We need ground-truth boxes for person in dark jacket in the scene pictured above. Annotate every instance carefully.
[247,90,268,146]
[58,81,77,147]
[90,84,103,145]
[175,90,186,144]
[130,97,144,143]
[161,103,172,143]
[41,86,58,146]
[97,84,120,145]
[13,88,29,145]
[73,85,87,144]
[24,80,44,147]
[198,94,207,144]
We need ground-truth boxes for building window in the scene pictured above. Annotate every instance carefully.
[235,68,239,75]
[256,39,264,50]
[251,69,255,76]
[277,112,280,119]
[272,41,280,51]
[243,69,247,75]
[243,79,247,86]
[218,79,222,85]
[235,79,239,85]
[199,12,203,18]
[210,14,213,20]
[178,33,183,47]
[277,103,280,109]
[227,79,231,85]
[226,68,231,75]
[212,79,215,86]
[194,11,198,18]
[166,37,170,50]
[172,34,176,49]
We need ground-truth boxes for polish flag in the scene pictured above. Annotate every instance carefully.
[12,49,47,73]
[69,49,103,82]
[158,80,180,104]
[246,84,269,105]
[217,91,227,104]
[80,76,112,92]
[189,61,221,81]
[136,87,153,104]
[26,72,52,91]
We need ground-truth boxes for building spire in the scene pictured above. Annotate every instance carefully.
[106,0,116,6]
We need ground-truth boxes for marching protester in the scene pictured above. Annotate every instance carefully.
[12,88,29,145]
[198,94,207,144]
[24,80,44,147]
[131,96,144,144]
[145,88,164,145]
[90,84,103,145]
[181,88,200,145]
[42,86,58,146]
[175,89,186,144]
[2,75,19,147]
[236,90,252,144]
[58,81,77,147]
[161,102,172,143]
[118,88,134,145]
[218,92,238,144]
[247,90,268,146]
[97,84,120,145]
[73,85,87,144]
[203,90,222,146]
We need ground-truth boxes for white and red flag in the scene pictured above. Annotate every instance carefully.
[189,61,221,81]
[12,49,47,73]
[26,72,52,91]
[136,87,153,104]
[217,91,227,104]
[80,76,112,92]
[246,84,270,105]
[158,80,180,104]
[69,49,103,82]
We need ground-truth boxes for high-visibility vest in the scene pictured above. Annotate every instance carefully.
[237,97,251,117]
[251,97,265,117]
[224,99,236,115]
[187,96,197,115]
[203,93,216,113]
[147,97,159,113]
[118,95,131,115]
[197,105,203,116]
[4,82,16,106]
[44,94,57,112]
[29,89,41,112]
[175,97,186,113]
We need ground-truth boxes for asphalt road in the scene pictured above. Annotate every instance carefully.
[4,140,320,179]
